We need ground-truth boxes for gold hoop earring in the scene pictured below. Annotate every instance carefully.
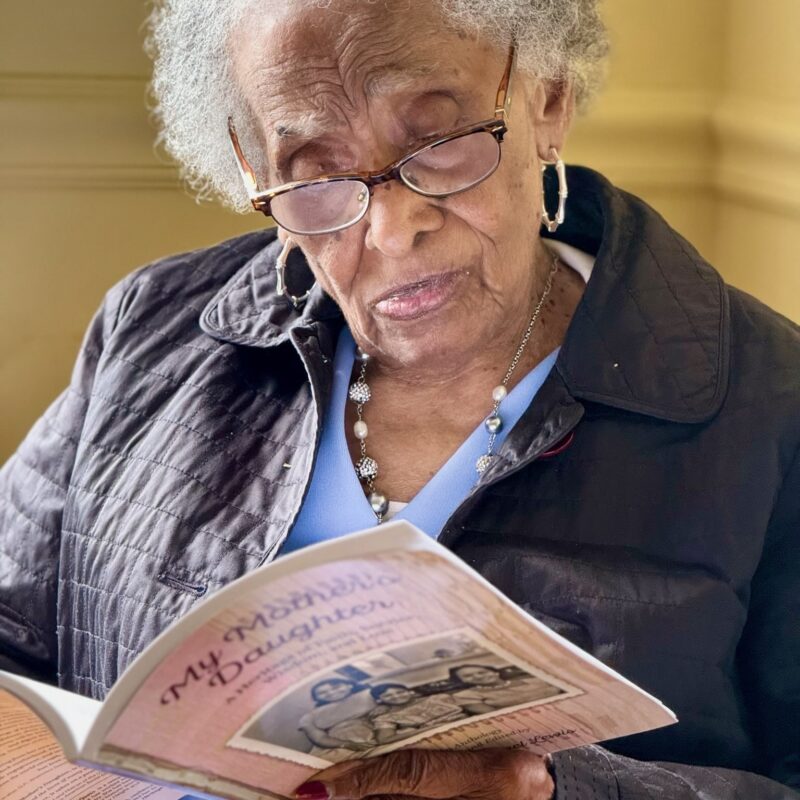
[540,148,568,233]
[275,237,314,309]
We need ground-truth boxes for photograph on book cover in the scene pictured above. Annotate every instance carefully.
[227,628,581,767]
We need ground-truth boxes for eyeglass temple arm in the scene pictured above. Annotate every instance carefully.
[227,117,262,198]
[494,45,516,122]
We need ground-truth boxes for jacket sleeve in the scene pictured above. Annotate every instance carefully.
[551,443,800,799]
[551,744,797,799]
[0,278,133,682]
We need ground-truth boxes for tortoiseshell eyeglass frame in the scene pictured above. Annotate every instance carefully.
[227,44,516,235]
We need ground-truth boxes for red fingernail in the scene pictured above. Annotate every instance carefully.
[295,781,330,800]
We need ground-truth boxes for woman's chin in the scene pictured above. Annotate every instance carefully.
[364,293,483,368]
[371,323,478,374]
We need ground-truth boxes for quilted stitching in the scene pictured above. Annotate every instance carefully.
[0,176,797,800]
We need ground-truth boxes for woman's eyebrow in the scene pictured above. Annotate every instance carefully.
[272,116,330,143]
[363,62,440,96]
[271,79,466,142]
[269,83,470,177]
[269,116,332,177]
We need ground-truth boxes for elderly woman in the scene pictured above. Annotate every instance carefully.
[1,0,798,799]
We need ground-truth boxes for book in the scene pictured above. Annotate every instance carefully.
[0,521,676,800]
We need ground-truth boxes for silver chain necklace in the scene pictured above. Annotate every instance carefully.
[349,255,559,524]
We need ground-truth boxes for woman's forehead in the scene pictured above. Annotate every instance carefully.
[232,1,495,133]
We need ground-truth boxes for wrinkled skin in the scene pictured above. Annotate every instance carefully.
[231,0,580,373]
[300,748,554,799]
[232,8,569,794]
[231,1,583,502]
[228,3,574,795]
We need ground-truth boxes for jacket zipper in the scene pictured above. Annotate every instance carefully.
[257,328,330,567]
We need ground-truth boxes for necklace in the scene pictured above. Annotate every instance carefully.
[349,254,559,524]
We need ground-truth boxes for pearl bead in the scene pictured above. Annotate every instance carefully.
[492,385,507,402]
[356,348,371,363]
[354,420,369,440]
[369,492,389,516]
[485,414,503,434]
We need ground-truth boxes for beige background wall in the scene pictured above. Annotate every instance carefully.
[1,0,798,460]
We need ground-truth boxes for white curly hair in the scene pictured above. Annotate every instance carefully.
[146,0,608,211]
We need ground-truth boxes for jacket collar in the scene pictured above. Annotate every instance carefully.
[199,233,343,351]
[200,167,730,424]
[546,168,730,423]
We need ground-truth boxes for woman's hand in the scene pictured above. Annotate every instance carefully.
[295,749,554,799]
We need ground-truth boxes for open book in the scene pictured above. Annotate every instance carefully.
[0,521,676,800]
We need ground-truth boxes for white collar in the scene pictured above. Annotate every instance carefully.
[543,238,595,284]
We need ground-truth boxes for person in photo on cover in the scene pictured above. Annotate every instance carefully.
[1,0,798,798]
[297,678,377,756]
[447,664,563,714]
[365,683,471,744]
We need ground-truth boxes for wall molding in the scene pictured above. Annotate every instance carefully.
[2,75,799,216]
[0,164,178,190]
[0,74,147,101]
[568,89,716,191]
[0,73,180,190]
[712,97,800,217]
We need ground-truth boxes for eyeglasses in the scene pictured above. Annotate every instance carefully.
[228,46,516,236]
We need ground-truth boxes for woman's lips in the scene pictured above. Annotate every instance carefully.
[372,271,464,321]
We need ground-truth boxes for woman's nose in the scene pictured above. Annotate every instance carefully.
[364,180,444,256]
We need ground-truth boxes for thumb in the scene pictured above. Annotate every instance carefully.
[296,750,475,799]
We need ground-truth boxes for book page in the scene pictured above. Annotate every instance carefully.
[0,690,187,800]
[0,671,102,759]
[90,542,675,800]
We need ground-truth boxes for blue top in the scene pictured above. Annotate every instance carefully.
[280,326,558,553]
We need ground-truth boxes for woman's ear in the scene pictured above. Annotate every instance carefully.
[527,78,576,159]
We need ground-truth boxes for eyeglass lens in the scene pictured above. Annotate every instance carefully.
[270,130,501,235]
[400,131,500,195]
[270,180,370,236]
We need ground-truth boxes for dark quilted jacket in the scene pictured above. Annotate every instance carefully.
[1,168,798,798]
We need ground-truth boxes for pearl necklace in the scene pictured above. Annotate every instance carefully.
[349,255,559,523]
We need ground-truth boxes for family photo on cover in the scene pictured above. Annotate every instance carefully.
[228,630,577,766]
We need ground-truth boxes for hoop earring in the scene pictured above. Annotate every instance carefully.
[275,237,315,309]
[540,148,568,233]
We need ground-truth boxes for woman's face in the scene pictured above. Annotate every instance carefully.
[233,0,572,372]
[377,686,416,706]
[314,680,355,703]
[455,666,502,686]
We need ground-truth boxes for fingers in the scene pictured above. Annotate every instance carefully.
[296,750,471,799]
[294,780,334,800]
[294,748,553,799]
[297,791,416,800]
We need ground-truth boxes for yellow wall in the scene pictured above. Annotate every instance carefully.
[713,0,800,311]
[1,1,798,459]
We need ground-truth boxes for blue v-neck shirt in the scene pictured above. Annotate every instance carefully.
[280,325,559,554]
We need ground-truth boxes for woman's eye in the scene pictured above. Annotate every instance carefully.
[294,158,351,180]
[408,130,447,149]
[407,117,467,149]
